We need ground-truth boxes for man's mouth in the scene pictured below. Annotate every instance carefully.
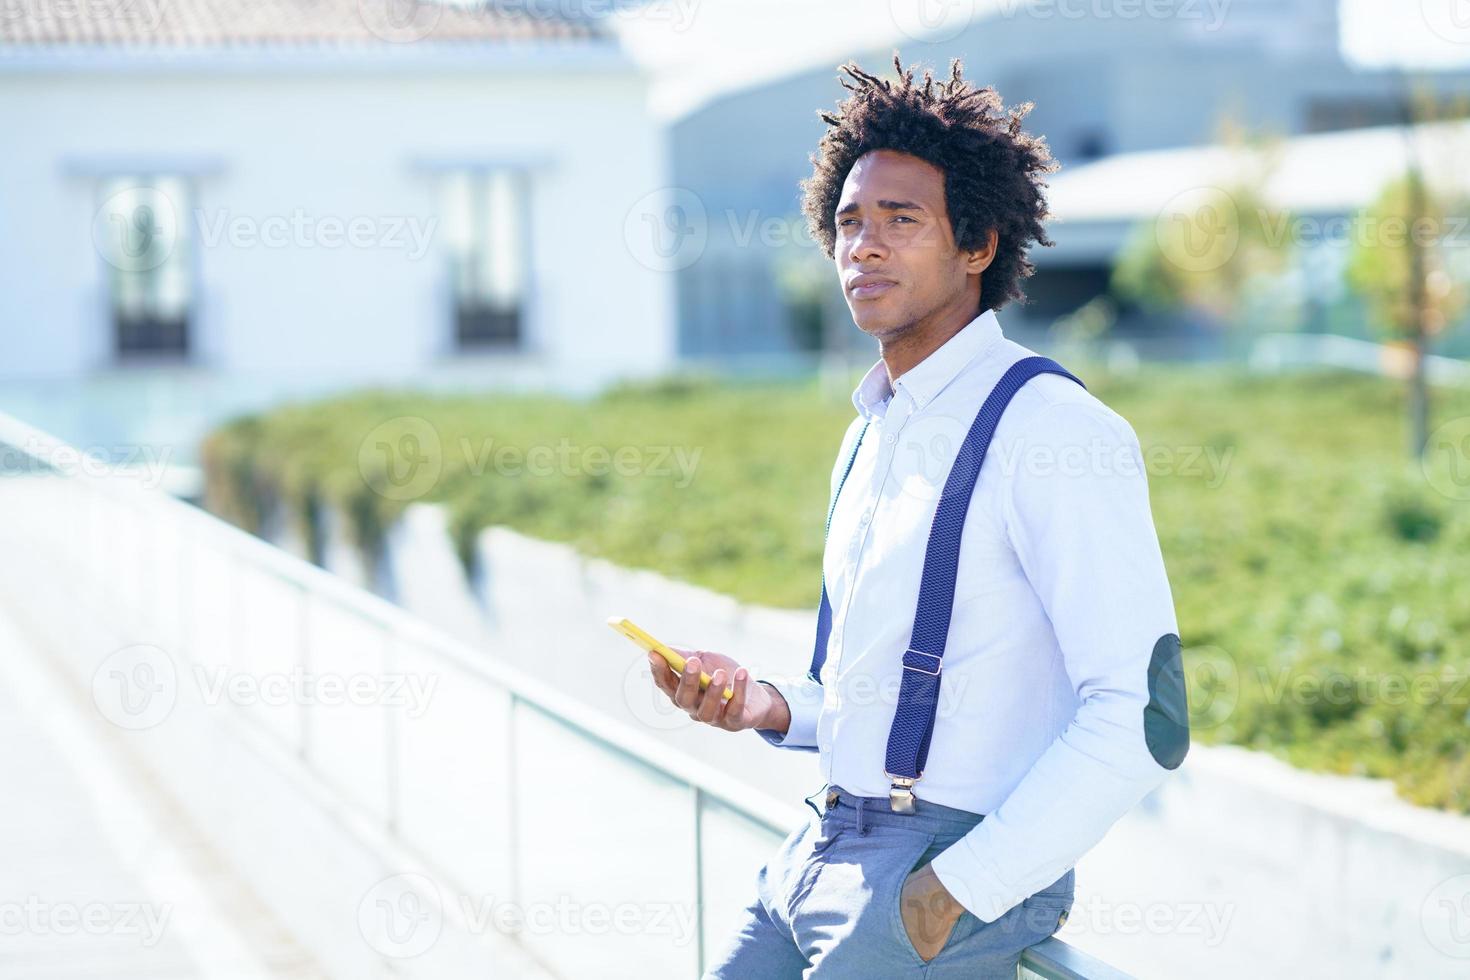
[848,274,898,300]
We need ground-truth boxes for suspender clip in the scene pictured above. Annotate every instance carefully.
[902,648,942,676]
[887,775,918,813]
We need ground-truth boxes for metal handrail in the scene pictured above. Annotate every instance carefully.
[0,408,798,832]
[0,409,1127,979]
[1022,937,1136,980]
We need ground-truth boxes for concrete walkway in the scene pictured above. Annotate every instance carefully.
[0,603,323,980]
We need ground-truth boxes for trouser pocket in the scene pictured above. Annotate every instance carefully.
[792,824,940,977]
[889,834,963,965]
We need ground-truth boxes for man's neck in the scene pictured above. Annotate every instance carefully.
[878,303,983,384]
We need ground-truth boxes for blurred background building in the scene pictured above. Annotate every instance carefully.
[672,0,1470,359]
[6,0,1470,468]
[0,0,674,470]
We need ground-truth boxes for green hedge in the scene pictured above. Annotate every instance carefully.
[201,368,1470,812]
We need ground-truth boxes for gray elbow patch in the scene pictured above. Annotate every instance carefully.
[1144,633,1190,770]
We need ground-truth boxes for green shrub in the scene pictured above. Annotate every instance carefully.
[201,368,1470,812]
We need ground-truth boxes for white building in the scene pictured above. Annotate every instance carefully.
[0,0,676,451]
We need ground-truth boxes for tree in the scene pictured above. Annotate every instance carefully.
[1345,170,1468,456]
[1343,78,1470,458]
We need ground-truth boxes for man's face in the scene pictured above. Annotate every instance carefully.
[834,149,989,341]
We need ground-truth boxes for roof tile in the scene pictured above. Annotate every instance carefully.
[0,0,607,47]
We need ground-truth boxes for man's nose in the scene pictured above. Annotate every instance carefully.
[846,222,887,263]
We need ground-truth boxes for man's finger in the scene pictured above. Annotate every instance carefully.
[719,667,748,730]
[648,653,677,698]
[696,668,728,725]
[674,655,703,711]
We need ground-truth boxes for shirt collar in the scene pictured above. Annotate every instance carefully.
[850,308,1004,420]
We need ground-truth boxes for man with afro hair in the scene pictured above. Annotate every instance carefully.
[649,54,1188,978]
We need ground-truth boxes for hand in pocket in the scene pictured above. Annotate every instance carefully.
[898,862,964,962]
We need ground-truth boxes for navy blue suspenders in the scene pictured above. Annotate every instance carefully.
[809,355,1085,812]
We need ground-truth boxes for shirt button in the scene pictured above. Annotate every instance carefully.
[885,433,896,445]
[860,509,871,525]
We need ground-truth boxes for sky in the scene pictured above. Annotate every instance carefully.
[600,0,1470,120]
[608,0,921,119]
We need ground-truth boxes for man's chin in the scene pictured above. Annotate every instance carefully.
[849,307,903,340]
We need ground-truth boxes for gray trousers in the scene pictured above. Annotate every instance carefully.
[703,783,1073,979]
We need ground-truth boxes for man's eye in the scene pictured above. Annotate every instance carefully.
[893,215,915,224]
[838,218,857,227]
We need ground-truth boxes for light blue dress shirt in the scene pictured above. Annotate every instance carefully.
[756,308,1187,923]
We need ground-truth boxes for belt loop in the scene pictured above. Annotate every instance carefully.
[855,796,867,836]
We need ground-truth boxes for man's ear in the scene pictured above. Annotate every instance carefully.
[965,228,999,275]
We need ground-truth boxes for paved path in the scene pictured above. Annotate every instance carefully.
[0,603,323,980]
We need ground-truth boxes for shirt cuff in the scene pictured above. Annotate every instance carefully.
[752,674,822,751]
[928,836,1023,924]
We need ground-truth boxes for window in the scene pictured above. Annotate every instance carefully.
[1073,130,1108,162]
[439,169,528,349]
[95,176,192,360]
[1303,97,1409,134]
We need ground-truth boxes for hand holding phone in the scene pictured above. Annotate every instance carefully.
[609,616,792,736]
[607,616,734,700]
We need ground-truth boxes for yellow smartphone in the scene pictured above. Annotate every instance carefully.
[607,616,735,700]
